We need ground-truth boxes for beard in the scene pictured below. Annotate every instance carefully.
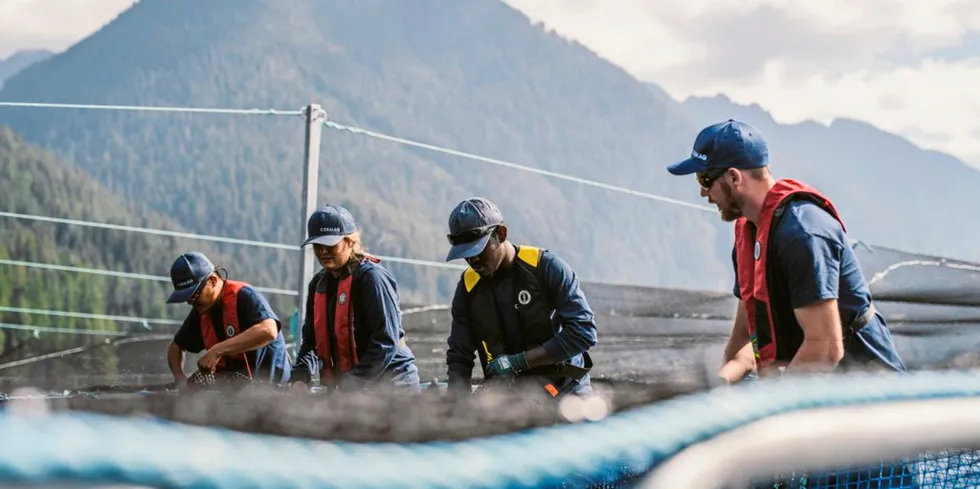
[716,181,744,222]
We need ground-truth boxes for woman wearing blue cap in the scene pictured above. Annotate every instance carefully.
[290,204,420,393]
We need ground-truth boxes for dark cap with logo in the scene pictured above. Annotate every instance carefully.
[667,119,769,175]
[302,204,357,247]
[167,251,216,303]
[445,197,504,262]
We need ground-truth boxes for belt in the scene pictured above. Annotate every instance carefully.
[524,352,594,397]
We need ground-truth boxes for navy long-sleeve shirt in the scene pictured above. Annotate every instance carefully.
[446,247,598,388]
[292,261,419,389]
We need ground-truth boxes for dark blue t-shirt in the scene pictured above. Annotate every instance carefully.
[732,199,906,371]
[173,284,291,382]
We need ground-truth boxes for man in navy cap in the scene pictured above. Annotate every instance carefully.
[667,119,907,382]
[443,197,598,397]
[165,251,291,389]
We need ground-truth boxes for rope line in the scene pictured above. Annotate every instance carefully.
[0,306,181,326]
[0,211,466,271]
[321,120,717,213]
[868,259,980,286]
[0,335,173,371]
[0,258,298,297]
[0,322,128,337]
[0,101,303,117]
[0,211,295,250]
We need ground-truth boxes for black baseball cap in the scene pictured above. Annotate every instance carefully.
[167,252,215,303]
[445,197,504,261]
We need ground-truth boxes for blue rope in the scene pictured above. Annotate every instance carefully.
[1,370,979,488]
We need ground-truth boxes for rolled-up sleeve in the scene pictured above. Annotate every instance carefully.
[538,252,598,362]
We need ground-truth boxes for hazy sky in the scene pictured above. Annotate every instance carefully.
[3,0,980,167]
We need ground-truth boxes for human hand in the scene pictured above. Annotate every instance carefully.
[196,348,223,372]
[487,352,530,377]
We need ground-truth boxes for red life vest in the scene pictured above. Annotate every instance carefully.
[199,279,248,372]
[313,255,380,383]
[734,179,845,371]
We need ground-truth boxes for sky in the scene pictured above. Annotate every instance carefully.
[2,0,979,168]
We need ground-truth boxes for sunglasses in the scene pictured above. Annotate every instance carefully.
[186,279,209,305]
[696,167,729,189]
[447,225,497,246]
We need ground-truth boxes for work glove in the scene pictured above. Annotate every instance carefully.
[488,352,530,377]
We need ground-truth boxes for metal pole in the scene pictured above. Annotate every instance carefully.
[297,104,324,345]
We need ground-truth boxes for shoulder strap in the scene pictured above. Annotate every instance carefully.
[516,245,542,267]
[463,267,481,293]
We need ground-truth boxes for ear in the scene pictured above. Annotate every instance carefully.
[496,225,508,242]
[727,168,743,187]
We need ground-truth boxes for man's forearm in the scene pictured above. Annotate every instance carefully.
[719,343,756,382]
[787,338,843,373]
[523,345,555,369]
[167,342,186,380]
[213,322,277,357]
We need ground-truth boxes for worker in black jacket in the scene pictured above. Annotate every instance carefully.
[444,197,598,397]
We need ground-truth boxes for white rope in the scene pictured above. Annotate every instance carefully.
[321,120,717,213]
[0,322,128,337]
[868,259,980,286]
[0,335,173,371]
[0,258,298,297]
[0,306,181,326]
[400,304,450,315]
[0,211,295,250]
[0,101,304,117]
[0,211,466,271]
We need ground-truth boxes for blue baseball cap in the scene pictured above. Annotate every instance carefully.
[167,252,216,303]
[302,204,357,247]
[667,119,769,175]
[445,197,504,261]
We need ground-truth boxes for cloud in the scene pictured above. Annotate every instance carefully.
[505,0,980,167]
[0,0,136,59]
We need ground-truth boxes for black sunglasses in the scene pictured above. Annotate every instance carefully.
[447,225,497,246]
[696,167,729,189]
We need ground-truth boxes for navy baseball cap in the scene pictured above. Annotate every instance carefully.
[302,204,357,247]
[445,197,504,261]
[667,119,769,175]
[167,252,216,303]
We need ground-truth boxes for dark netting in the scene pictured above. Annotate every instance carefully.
[745,449,980,489]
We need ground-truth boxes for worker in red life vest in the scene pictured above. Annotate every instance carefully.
[289,204,420,393]
[667,119,908,381]
[165,252,291,390]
